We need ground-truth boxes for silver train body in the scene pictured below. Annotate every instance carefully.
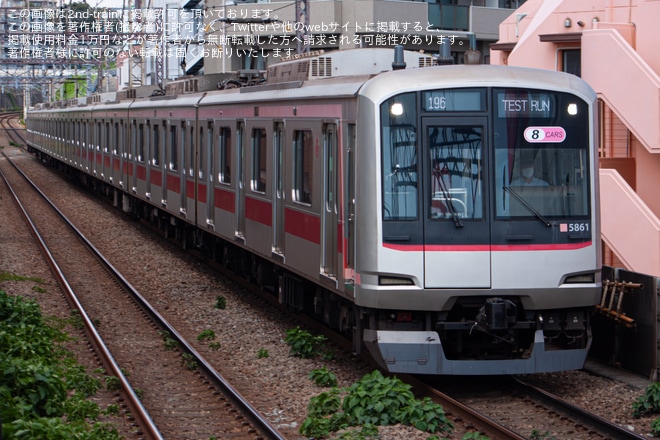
[26,48,601,375]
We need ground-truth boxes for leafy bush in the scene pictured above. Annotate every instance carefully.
[214,296,227,309]
[181,352,197,370]
[65,364,101,397]
[257,348,269,358]
[159,330,179,350]
[0,290,120,439]
[104,376,121,392]
[197,329,216,342]
[309,367,338,387]
[300,370,454,439]
[285,326,327,359]
[461,432,490,440]
[650,418,660,437]
[633,382,660,418]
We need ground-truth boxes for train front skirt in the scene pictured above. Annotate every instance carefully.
[364,329,591,375]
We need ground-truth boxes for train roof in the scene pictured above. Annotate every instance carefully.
[265,48,434,82]
[28,50,596,115]
[359,63,597,103]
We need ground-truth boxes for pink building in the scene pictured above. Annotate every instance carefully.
[491,0,660,277]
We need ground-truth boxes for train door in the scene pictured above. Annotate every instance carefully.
[124,120,131,191]
[115,119,126,189]
[273,122,285,255]
[421,117,491,288]
[188,123,197,220]
[93,121,101,177]
[148,121,163,203]
[83,120,90,173]
[164,122,178,212]
[236,121,246,239]
[160,124,167,204]
[130,120,138,193]
[179,122,187,214]
[322,123,339,279]
[345,124,356,279]
[137,120,148,196]
[111,120,122,187]
[145,121,152,199]
[197,124,206,226]
[206,122,215,229]
[103,121,110,181]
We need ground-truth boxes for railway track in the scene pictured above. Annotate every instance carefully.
[0,111,24,145]
[412,375,648,440]
[0,149,286,439]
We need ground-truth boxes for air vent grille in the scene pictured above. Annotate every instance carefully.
[311,57,332,77]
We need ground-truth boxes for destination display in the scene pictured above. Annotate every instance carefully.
[423,89,485,112]
[496,91,555,118]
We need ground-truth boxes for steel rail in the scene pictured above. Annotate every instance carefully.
[513,376,647,440]
[0,154,164,440]
[401,374,527,440]
[3,152,287,440]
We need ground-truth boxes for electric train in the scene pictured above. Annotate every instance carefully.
[26,48,601,375]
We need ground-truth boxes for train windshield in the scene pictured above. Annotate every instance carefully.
[380,87,591,225]
[493,88,590,221]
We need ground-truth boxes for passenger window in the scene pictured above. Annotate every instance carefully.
[252,128,267,193]
[152,124,160,166]
[104,122,110,153]
[293,130,313,204]
[96,122,102,151]
[137,124,145,162]
[180,123,186,172]
[198,126,205,179]
[113,123,119,155]
[188,126,195,177]
[169,125,178,171]
[218,127,231,184]
[207,123,214,182]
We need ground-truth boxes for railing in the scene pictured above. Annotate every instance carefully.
[582,29,660,154]
[599,168,660,277]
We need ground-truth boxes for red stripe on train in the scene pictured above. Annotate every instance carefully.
[150,169,162,185]
[285,208,320,244]
[214,188,235,212]
[197,183,207,204]
[245,197,272,226]
[383,242,592,251]
[166,174,180,192]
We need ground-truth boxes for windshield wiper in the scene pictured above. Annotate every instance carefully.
[446,198,464,228]
[503,186,551,227]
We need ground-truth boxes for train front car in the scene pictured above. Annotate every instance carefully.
[356,65,601,375]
